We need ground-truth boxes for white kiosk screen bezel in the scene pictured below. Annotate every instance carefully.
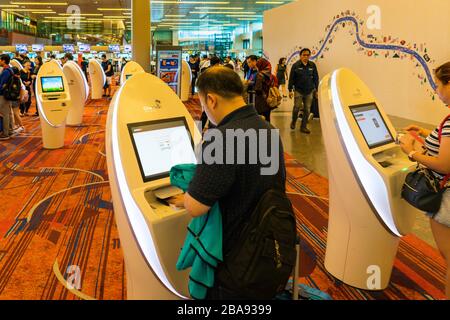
[40,76,65,93]
[127,117,196,183]
[350,103,395,149]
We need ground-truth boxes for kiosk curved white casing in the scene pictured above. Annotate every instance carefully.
[120,61,145,85]
[36,60,72,149]
[318,68,417,290]
[181,60,192,102]
[11,59,23,70]
[88,59,106,99]
[63,61,89,126]
[106,73,202,299]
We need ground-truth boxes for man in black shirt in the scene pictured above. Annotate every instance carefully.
[169,67,286,299]
[288,48,319,134]
[101,54,114,97]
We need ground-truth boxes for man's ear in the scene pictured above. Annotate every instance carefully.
[207,93,218,109]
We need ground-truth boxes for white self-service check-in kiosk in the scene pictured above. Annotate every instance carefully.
[88,59,106,99]
[318,68,417,290]
[106,72,201,299]
[11,59,23,70]
[120,61,145,85]
[181,60,192,102]
[63,61,89,126]
[36,60,72,149]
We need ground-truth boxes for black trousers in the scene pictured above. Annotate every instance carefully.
[191,74,197,95]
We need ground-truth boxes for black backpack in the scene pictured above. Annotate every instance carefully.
[3,69,21,101]
[216,189,297,299]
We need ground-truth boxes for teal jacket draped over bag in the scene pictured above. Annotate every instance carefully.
[170,164,223,300]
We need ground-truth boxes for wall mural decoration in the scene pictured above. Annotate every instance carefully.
[283,10,437,100]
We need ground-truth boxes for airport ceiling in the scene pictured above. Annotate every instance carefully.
[0,0,295,34]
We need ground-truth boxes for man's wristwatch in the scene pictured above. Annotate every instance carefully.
[408,151,418,161]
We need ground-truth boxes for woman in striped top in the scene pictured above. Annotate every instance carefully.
[400,62,450,299]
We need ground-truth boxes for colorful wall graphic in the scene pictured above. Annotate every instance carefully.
[284,12,437,99]
[263,0,450,124]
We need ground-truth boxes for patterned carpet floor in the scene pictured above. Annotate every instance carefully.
[0,90,445,300]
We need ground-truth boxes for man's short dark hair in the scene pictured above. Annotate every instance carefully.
[102,54,107,59]
[0,54,11,65]
[210,56,221,66]
[223,63,234,70]
[247,55,258,62]
[300,48,311,56]
[64,53,74,61]
[197,67,244,99]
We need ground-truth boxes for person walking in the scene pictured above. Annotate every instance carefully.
[275,57,288,101]
[254,58,275,123]
[188,55,200,96]
[19,60,33,116]
[288,48,319,134]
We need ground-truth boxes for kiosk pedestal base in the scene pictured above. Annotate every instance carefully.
[66,107,83,126]
[40,120,66,149]
[324,204,399,291]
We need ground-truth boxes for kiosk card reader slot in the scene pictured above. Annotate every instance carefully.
[318,68,419,291]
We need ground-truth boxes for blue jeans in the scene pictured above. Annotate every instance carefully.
[292,91,314,129]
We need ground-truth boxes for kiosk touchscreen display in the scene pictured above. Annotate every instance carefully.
[16,44,28,53]
[63,44,75,53]
[128,118,197,182]
[79,44,91,52]
[41,76,65,93]
[351,103,394,149]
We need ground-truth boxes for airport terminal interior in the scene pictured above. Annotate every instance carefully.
[0,0,449,300]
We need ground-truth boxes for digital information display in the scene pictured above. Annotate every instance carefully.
[63,44,75,53]
[41,76,65,93]
[109,45,120,53]
[32,44,44,52]
[128,118,197,182]
[124,45,132,53]
[350,103,394,149]
[157,47,182,97]
[15,44,28,53]
[78,44,91,52]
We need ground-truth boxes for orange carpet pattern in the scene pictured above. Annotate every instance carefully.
[0,89,446,300]
[0,91,125,300]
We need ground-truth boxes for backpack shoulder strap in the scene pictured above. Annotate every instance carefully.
[438,114,450,143]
